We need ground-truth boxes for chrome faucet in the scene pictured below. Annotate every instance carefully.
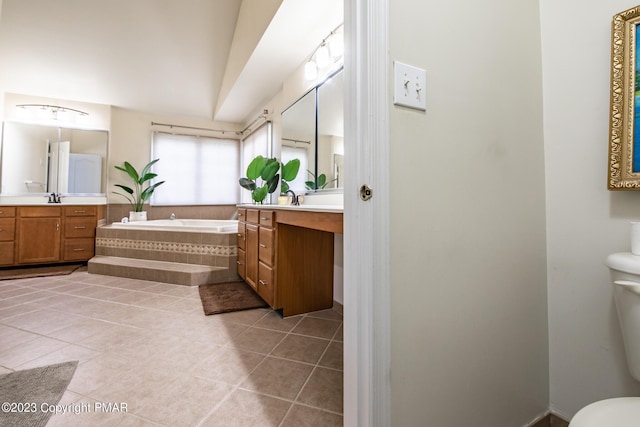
[285,190,299,206]
[169,213,176,220]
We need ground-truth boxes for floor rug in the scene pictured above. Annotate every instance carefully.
[199,281,268,315]
[0,263,83,281]
[0,361,78,427]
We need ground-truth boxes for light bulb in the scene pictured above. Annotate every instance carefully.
[305,60,318,80]
[315,44,330,68]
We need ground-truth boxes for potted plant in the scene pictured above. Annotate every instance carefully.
[280,158,301,194]
[239,155,280,204]
[113,159,165,221]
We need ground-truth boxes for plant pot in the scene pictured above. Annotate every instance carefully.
[129,211,147,222]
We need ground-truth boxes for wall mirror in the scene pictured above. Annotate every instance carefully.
[281,68,343,193]
[0,121,108,195]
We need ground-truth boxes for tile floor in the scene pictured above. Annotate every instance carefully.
[0,268,343,426]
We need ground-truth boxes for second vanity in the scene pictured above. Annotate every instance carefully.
[237,204,343,317]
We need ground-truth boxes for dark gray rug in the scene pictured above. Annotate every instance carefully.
[199,281,268,315]
[0,361,78,427]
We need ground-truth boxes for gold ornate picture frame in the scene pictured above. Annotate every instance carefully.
[609,5,640,189]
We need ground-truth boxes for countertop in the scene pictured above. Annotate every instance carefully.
[237,204,343,213]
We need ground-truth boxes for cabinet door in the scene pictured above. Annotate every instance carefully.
[245,224,259,290]
[237,248,246,280]
[18,218,61,264]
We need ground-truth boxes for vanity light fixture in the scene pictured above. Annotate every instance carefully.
[15,104,89,123]
[304,23,344,81]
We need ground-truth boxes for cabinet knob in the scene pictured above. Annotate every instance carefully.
[258,280,267,286]
[260,244,267,248]
[237,261,243,265]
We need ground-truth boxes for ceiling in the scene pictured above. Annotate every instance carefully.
[0,0,343,125]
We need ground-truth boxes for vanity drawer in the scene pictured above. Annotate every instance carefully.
[64,217,96,238]
[257,261,275,306]
[63,238,95,261]
[237,222,246,250]
[0,218,16,241]
[259,210,275,227]
[246,209,259,224]
[64,206,97,217]
[258,227,274,265]
[0,242,14,265]
[0,207,16,218]
[237,209,246,222]
[19,206,61,217]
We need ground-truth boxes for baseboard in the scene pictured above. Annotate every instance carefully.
[529,412,570,427]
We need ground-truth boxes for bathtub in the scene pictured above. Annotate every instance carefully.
[110,219,238,233]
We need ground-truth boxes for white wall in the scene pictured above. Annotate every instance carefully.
[389,0,549,425]
[541,0,640,418]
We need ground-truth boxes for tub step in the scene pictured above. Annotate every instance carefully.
[87,256,238,286]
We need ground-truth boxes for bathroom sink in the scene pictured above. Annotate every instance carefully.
[268,204,343,213]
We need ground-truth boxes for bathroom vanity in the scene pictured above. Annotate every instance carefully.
[0,204,105,266]
[237,205,343,316]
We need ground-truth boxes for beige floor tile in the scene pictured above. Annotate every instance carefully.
[296,367,343,414]
[0,270,344,425]
[292,317,341,340]
[281,404,343,427]
[135,376,233,427]
[201,389,291,427]
[271,334,330,364]
[228,326,287,354]
[0,335,68,369]
[241,356,314,400]
[191,347,265,385]
[318,341,343,370]
[306,308,344,321]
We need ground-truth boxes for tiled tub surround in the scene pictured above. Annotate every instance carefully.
[0,269,344,426]
[89,224,239,285]
[107,204,238,224]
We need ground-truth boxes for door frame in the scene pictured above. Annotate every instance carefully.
[343,0,391,425]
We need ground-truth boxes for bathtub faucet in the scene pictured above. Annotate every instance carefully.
[169,213,176,220]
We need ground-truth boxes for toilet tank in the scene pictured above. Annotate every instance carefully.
[606,253,640,381]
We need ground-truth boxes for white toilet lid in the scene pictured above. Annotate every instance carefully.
[570,397,640,427]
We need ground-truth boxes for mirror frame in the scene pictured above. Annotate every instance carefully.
[281,67,344,193]
[609,6,640,189]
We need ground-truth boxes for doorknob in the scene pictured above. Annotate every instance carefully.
[360,184,373,201]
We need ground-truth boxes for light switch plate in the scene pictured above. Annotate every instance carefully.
[393,61,426,111]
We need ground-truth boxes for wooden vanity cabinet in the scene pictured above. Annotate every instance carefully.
[0,207,16,265]
[237,206,342,316]
[0,205,104,267]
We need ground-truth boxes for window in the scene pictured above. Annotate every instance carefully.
[281,145,309,193]
[240,122,271,203]
[152,132,240,205]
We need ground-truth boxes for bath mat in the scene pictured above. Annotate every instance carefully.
[0,361,78,427]
[0,263,83,281]
[199,281,268,315]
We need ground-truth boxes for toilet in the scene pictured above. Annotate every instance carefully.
[570,253,640,426]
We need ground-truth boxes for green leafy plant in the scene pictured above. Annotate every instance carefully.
[280,159,301,194]
[305,170,336,190]
[113,159,165,212]
[239,155,280,203]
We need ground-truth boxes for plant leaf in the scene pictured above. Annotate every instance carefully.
[239,178,256,191]
[140,159,160,180]
[281,159,300,182]
[261,160,280,181]
[123,162,140,182]
[266,173,279,194]
[114,184,134,194]
[305,180,316,190]
[140,181,165,201]
[252,185,268,202]
[281,182,289,193]
[317,173,327,188]
[246,156,266,180]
